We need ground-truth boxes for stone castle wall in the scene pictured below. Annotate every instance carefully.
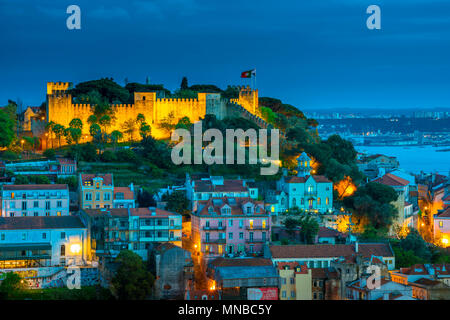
[45,82,259,143]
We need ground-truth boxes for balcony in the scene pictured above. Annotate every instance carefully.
[304,191,317,197]
[245,238,266,243]
[245,226,269,231]
[202,238,226,244]
[202,226,226,231]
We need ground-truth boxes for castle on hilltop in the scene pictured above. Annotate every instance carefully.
[37,81,264,146]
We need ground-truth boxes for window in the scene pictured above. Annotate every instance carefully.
[239,232,244,239]
[290,277,295,284]
[85,193,92,201]
[249,220,254,229]
[228,220,233,227]
[10,212,14,217]
[60,245,65,256]
[291,291,295,298]
[239,220,244,228]
[317,198,321,205]
[22,212,27,217]
[282,278,287,284]
[11,192,14,199]
[228,232,233,240]
[326,197,329,205]
[282,291,286,298]
[262,232,266,241]
[61,232,66,239]
[0,234,4,241]
[10,202,15,209]
[33,201,39,208]
[262,220,266,229]
[45,201,50,210]
[439,221,443,228]
[96,193,100,201]
[22,233,26,240]
[42,232,47,239]
[104,193,111,201]
[246,207,252,214]
[34,212,38,216]
[57,201,62,208]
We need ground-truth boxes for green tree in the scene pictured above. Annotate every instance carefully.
[0,272,27,299]
[158,112,176,136]
[175,116,192,131]
[14,175,29,184]
[112,250,154,300]
[162,190,190,216]
[110,130,123,151]
[43,148,56,159]
[87,115,98,126]
[121,119,136,142]
[139,122,151,139]
[99,115,112,133]
[52,124,65,148]
[180,76,188,90]
[0,110,15,148]
[69,118,83,130]
[298,215,319,244]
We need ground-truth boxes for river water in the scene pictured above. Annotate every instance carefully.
[356,145,450,175]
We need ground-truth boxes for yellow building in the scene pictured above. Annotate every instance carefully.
[278,262,312,300]
[79,174,114,209]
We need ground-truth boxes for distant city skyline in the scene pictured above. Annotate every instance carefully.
[1,0,449,110]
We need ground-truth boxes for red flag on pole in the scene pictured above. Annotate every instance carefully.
[241,69,256,78]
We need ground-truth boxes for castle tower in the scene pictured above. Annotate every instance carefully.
[46,82,73,124]
[296,152,311,177]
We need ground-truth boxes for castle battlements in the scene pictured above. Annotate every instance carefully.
[44,80,261,143]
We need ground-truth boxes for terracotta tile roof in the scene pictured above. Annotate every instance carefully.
[196,197,266,216]
[318,227,343,238]
[277,261,307,273]
[436,207,450,218]
[270,243,394,259]
[0,216,85,230]
[412,278,442,287]
[373,173,409,187]
[284,175,331,184]
[80,174,113,186]
[130,207,180,217]
[210,257,273,268]
[83,208,129,218]
[193,179,248,193]
[3,184,68,191]
[114,187,134,200]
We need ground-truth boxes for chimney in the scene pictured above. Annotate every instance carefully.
[355,241,359,253]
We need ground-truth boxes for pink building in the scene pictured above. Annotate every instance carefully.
[191,197,270,257]
[434,207,450,247]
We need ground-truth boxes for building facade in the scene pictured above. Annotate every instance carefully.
[1,184,70,217]
[79,174,114,209]
[191,197,270,258]
[275,153,333,214]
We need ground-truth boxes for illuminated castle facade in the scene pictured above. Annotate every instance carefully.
[44,82,262,143]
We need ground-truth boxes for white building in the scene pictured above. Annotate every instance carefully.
[0,216,90,288]
[1,184,70,217]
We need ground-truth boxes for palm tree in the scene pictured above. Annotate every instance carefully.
[52,124,65,148]
[110,130,123,151]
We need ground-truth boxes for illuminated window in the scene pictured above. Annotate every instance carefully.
[439,221,443,228]
[262,220,266,229]
[317,198,321,205]
[249,220,254,229]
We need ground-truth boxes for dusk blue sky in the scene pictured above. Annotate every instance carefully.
[1,0,449,111]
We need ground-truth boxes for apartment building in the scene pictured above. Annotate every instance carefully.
[1,184,69,217]
[80,207,182,261]
[190,197,270,258]
[79,174,114,209]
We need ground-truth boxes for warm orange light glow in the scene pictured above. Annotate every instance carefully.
[334,176,357,199]
[209,280,216,291]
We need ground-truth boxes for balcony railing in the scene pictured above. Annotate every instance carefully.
[245,226,269,230]
[202,238,226,244]
[202,226,226,231]
[245,238,266,243]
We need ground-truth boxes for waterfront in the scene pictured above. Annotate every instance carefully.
[356,145,450,175]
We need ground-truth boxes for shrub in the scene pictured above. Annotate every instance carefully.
[43,149,56,159]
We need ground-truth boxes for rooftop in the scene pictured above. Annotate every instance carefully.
[2,184,68,191]
[0,216,85,230]
[269,243,393,259]
[373,173,410,187]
